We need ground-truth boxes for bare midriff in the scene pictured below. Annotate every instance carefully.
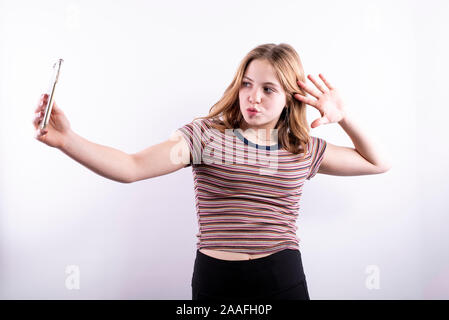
[199,248,274,261]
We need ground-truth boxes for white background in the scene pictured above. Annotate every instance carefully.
[1,0,448,299]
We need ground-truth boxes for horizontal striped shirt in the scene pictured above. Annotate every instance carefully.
[177,118,327,255]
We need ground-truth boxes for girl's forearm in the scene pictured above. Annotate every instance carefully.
[60,130,136,183]
[338,113,392,171]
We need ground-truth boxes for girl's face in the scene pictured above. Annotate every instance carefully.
[238,59,287,131]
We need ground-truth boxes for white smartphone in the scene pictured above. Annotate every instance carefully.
[40,58,63,130]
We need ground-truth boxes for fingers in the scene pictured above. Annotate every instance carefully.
[318,74,334,90]
[32,111,43,127]
[35,93,48,112]
[307,74,328,94]
[33,94,50,140]
[297,79,322,99]
[311,116,329,129]
[33,94,46,126]
[35,128,48,140]
[294,93,318,108]
[33,93,48,131]
[32,93,59,127]
[33,112,48,138]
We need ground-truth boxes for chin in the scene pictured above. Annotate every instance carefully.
[243,116,260,124]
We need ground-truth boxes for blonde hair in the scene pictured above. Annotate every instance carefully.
[194,43,311,158]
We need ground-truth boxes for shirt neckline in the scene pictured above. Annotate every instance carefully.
[232,128,280,151]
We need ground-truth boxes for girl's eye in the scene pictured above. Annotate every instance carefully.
[242,81,274,94]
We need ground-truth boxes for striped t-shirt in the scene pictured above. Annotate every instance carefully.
[177,118,327,255]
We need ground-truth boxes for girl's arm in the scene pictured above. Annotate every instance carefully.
[294,73,392,177]
[130,130,190,182]
[318,113,392,176]
[60,130,138,183]
[60,129,189,184]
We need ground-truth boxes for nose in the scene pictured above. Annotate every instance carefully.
[248,88,262,104]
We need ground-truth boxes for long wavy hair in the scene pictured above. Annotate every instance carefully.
[194,43,311,158]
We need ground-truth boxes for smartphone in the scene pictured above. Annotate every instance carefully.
[40,58,64,130]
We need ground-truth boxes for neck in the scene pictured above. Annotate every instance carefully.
[239,123,277,144]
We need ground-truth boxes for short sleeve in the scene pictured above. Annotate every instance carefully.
[176,119,212,167]
[306,136,327,180]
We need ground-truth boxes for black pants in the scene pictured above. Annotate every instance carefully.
[191,249,310,300]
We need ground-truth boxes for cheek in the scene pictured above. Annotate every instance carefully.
[267,98,285,110]
[238,90,244,101]
[266,104,286,119]
[238,94,244,108]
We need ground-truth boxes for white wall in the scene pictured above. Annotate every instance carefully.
[0,0,447,299]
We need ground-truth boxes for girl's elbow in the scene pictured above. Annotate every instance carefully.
[377,162,392,174]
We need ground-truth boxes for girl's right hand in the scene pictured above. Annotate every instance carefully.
[33,93,72,149]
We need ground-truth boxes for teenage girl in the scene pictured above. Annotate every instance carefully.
[32,43,391,300]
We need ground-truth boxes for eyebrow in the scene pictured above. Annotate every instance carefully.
[243,76,279,88]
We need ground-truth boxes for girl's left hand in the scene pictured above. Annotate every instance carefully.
[294,74,347,128]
